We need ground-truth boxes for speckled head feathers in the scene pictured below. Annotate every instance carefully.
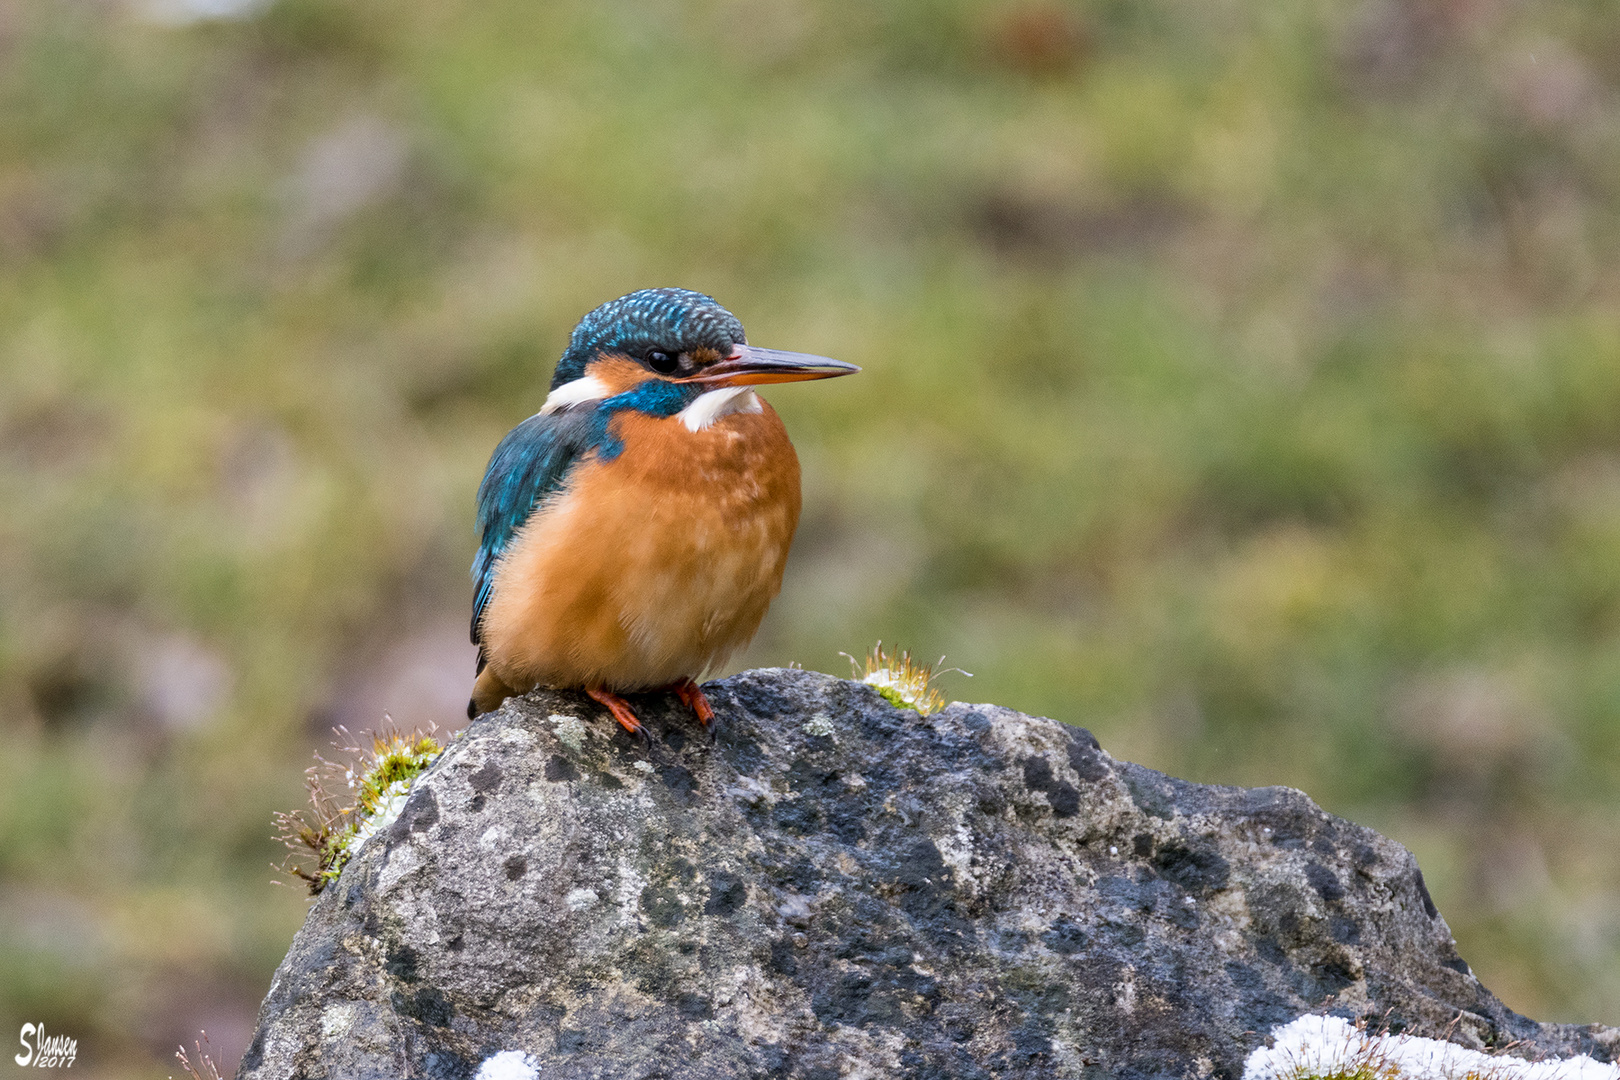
[551,288,747,390]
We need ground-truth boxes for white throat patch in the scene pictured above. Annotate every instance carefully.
[538,375,610,415]
[679,387,763,432]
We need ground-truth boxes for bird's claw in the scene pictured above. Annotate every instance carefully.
[672,678,715,730]
[587,681,713,742]
[587,687,647,739]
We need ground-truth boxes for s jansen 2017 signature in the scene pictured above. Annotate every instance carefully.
[16,1024,77,1069]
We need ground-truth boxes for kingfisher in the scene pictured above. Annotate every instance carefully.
[468,288,858,735]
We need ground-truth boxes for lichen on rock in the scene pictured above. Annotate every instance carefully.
[242,669,1618,1079]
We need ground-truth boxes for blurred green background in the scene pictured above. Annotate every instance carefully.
[3,0,1619,1073]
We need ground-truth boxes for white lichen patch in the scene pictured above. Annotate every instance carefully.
[1202,886,1254,955]
[1244,1015,1620,1080]
[393,895,442,948]
[551,714,586,752]
[473,1050,540,1080]
[726,774,774,807]
[932,818,978,889]
[1112,966,1137,1013]
[612,855,649,927]
[499,726,535,750]
[319,1002,356,1040]
[804,713,836,738]
[777,893,814,924]
[632,760,655,775]
[564,887,600,911]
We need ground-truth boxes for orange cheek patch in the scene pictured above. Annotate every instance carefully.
[588,355,655,395]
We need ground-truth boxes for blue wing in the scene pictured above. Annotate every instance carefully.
[471,407,600,663]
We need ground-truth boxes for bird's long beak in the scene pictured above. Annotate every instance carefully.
[686,344,860,387]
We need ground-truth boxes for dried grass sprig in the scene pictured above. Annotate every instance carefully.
[174,1031,224,1080]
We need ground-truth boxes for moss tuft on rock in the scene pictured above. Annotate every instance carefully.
[274,725,445,894]
[844,641,965,716]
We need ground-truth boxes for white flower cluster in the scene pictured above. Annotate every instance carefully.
[474,1050,540,1080]
[1245,1015,1620,1080]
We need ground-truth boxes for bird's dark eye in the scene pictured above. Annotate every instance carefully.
[646,350,679,374]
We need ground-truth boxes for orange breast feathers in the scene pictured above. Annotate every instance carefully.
[476,399,802,694]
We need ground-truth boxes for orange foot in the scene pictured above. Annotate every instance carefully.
[671,677,715,729]
[587,687,646,738]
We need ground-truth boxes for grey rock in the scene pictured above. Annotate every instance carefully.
[240,669,1619,1079]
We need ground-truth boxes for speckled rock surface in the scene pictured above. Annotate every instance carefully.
[239,669,1618,1079]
